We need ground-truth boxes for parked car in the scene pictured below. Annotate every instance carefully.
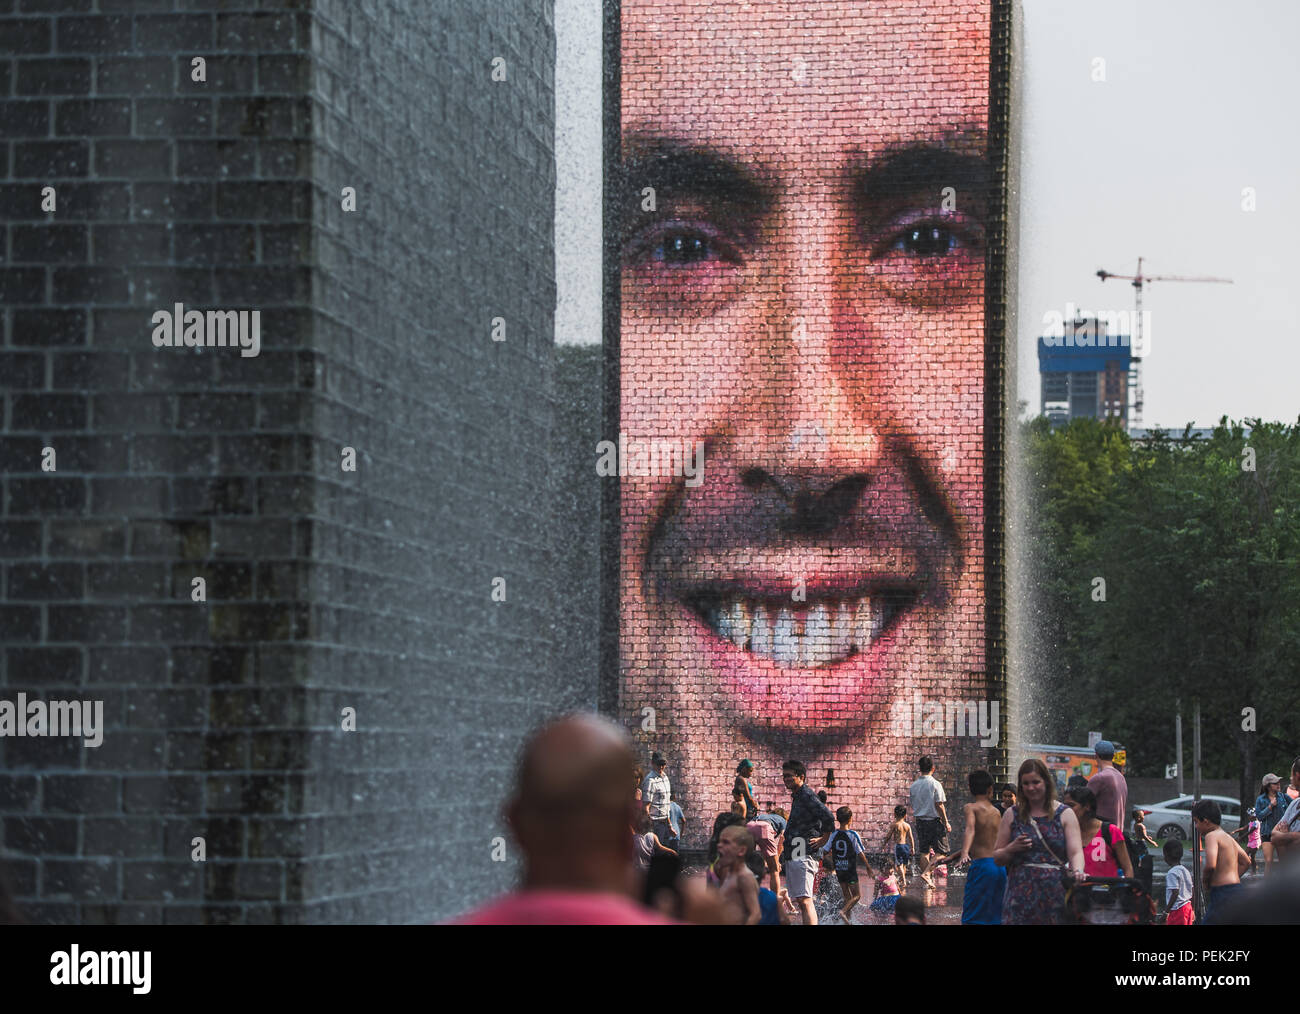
[1137,795,1242,841]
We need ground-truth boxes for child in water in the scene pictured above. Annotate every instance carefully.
[882,805,915,890]
[868,869,900,914]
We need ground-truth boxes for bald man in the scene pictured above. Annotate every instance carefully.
[457,714,678,924]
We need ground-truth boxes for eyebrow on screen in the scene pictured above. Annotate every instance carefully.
[617,134,992,229]
[617,137,773,234]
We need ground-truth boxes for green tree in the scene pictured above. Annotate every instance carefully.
[1019,416,1300,813]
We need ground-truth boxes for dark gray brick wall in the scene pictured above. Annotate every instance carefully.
[301,0,557,923]
[552,343,601,714]
[1,0,557,925]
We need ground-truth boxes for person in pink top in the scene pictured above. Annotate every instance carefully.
[456,714,678,925]
[1232,808,1262,875]
[1064,785,1134,879]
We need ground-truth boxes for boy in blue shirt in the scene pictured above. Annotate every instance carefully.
[822,806,874,922]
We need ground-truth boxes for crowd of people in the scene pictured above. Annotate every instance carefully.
[457,715,1300,925]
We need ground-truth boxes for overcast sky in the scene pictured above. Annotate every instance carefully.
[1018,0,1300,428]
[557,0,1300,429]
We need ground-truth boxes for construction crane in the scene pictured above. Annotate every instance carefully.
[1095,256,1232,431]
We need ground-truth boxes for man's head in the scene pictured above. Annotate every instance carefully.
[836,805,853,826]
[1094,740,1116,763]
[1191,799,1222,832]
[652,752,667,773]
[507,714,639,891]
[968,769,992,798]
[717,824,755,866]
[782,760,807,791]
[918,756,934,776]
[894,895,926,925]
[619,0,993,815]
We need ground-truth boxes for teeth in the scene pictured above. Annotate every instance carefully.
[802,604,832,666]
[727,600,749,650]
[715,604,734,643]
[704,594,901,669]
[831,602,853,657]
[772,609,798,666]
[853,598,876,652]
[750,606,773,657]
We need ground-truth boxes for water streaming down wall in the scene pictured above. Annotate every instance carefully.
[0,0,560,925]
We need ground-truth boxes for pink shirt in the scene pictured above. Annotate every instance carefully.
[1082,823,1125,878]
[454,889,679,925]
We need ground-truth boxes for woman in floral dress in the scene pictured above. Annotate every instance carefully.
[994,758,1085,925]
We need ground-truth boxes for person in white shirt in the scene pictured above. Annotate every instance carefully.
[1162,838,1195,924]
[641,753,673,845]
[908,756,950,887]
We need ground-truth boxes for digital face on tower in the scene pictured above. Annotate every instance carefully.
[617,0,999,831]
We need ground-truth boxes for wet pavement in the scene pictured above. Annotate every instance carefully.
[683,861,966,924]
[817,868,965,924]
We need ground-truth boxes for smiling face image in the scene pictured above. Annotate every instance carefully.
[618,0,995,835]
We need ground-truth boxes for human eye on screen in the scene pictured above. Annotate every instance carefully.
[624,219,739,266]
[866,210,985,305]
[622,218,744,315]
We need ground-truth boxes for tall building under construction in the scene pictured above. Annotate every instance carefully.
[1038,315,1133,429]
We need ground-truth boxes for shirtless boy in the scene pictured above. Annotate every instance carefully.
[954,770,1007,924]
[883,805,916,890]
[710,824,761,925]
[1193,798,1250,925]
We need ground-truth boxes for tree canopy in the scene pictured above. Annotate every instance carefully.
[1019,416,1300,807]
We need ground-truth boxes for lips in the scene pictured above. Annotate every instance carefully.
[649,545,929,729]
[634,452,962,733]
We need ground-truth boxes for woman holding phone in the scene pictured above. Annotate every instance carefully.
[995,758,1085,924]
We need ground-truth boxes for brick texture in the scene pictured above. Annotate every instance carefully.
[1,0,557,925]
